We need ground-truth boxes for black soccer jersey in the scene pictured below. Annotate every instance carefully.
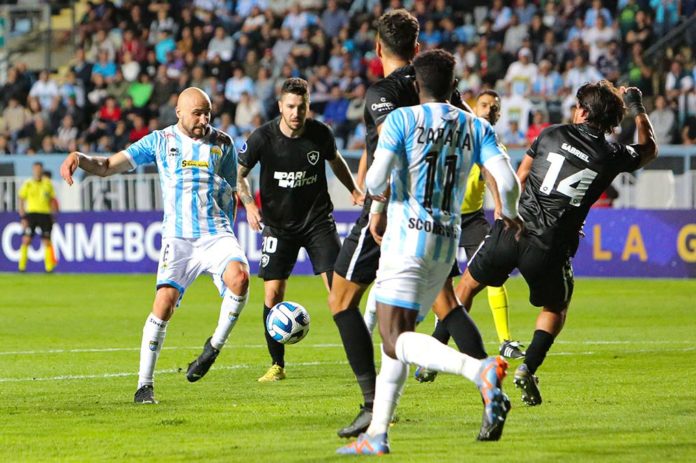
[520,123,641,251]
[364,64,470,168]
[239,117,338,233]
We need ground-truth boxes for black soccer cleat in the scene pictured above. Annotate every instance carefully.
[499,340,526,360]
[134,385,158,404]
[186,337,220,383]
[337,405,373,438]
[513,364,542,406]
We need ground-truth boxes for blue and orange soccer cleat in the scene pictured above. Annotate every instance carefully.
[336,433,390,456]
[475,355,511,441]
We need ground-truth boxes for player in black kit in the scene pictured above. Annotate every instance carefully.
[237,78,362,382]
[459,81,658,406]
[330,10,491,438]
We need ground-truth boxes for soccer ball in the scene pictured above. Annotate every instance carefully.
[266,301,311,344]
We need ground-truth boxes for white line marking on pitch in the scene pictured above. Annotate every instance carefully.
[0,347,693,383]
[0,339,692,356]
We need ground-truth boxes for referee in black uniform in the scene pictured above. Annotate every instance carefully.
[460,81,658,406]
[237,78,362,382]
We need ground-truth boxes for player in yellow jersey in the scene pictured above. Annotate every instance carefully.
[18,162,58,272]
[414,91,524,384]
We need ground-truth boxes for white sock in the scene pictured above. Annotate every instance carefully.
[395,331,482,382]
[366,345,408,437]
[137,314,168,388]
[363,286,378,336]
[211,291,247,350]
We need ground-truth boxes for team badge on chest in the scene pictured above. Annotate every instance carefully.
[307,150,320,166]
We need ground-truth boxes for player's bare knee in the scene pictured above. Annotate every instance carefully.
[223,261,250,296]
[381,337,398,359]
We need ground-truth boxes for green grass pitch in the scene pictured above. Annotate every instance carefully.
[1,274,695,462]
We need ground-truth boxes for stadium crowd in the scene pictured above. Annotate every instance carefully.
[0,0,695,156]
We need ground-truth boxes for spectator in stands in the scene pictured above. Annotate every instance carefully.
[241,5,267,35]
[159,93,179,128]
[2,97,33,140]
[625,9,654,50]
[322,0,349,38]
[624,43,653,95]
[323,84,350,147]
[665,60,694,103]
[54,115,78,153]
[1,67,29,109]
[235,92,262,133]
[207,26,234,62]
[24,116,51,154]
[120,28,147,63]
[503,14,528,55]
[38,135,56,154]
[618,0,640,39]
[526,111,550,144]
[151,66,178,109]
[92,50,118,81]
[584,0,612,28]
[106,70,130,103]
[651,0,679,38]
[112,120,130,148]
[596,40,622,83]
[225,67,255,108]
[283,4,312,41]
[650,95,676,145]
[88,29,117,63]
[501,120,527,148]
[273,28,295,73]
[536,29,563,68]
[490,0,513,38]
[499,87,534,135]
[531,59,563,98]
[565,52,603,95]
[420,20,443,50]
[149,7,178,45]
[70,48,93,90]
[584,15,616,64]
[29,71,60,112]
[128,115,149,143]
[59,72,86,109]
[155,30,177,65]
[87,73,108,107]
[127,73,154,108]
[122,51,141,82]
[505,48,538,96]
[254,67,275,118]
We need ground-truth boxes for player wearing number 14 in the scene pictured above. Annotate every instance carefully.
[458,81,658,406]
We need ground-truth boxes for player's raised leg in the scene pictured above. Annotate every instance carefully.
[187,253,250,382]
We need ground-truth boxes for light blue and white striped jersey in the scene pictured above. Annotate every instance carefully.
[125,125,238,239]
[373,102,506,262]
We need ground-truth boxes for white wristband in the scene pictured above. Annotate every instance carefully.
[370,199,385,214]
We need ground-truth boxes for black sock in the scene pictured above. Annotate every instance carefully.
[524,329,555,374]
[333,307,376,409]
[442,306,487,359]
[431,319,451,345]
[263,305,285,368]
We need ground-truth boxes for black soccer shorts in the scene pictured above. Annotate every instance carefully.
[333,201,381,284]
[258,219,341,281]
[23,213,53,239]
[467,220,574,311]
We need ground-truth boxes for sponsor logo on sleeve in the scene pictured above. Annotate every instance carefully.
[371,97,395,113]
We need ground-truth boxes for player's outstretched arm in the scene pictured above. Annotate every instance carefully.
[622,87,658,169]
[60,151,133,186]
[329,151,364,205]
[483,155,523,238]
[236,164,263,231]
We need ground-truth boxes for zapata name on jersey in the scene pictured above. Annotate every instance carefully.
[415,125,472,150]
[273,170,318,188]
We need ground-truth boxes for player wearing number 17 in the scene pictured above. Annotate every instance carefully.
[459,81,659,407]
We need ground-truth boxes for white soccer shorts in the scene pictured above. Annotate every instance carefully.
[156,233,248,305]
[373,254,453,320]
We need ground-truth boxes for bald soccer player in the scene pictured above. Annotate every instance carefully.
[60,87,250,404]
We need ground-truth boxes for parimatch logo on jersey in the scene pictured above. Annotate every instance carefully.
[273,171,318,188]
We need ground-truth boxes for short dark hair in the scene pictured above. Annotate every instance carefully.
[33,161,43,168]
[576,80,625,133]
[477,89,500,101]
[377,9,419,61]
[413,49,455,101]
[280,77,309,98]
